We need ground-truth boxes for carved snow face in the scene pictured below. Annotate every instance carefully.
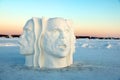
[19,20,35,54]
[43,18,71,58]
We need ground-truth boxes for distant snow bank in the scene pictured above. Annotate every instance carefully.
[0,38,120,49]
[76,39,120,49]
[0,38,19,47]
[106,44,112,49]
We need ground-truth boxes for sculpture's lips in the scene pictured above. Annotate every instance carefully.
[57,44,67,50]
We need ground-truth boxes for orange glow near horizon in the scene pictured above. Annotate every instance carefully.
[0,24,23,35]
[0,27,22,35]
[74,26,120,38]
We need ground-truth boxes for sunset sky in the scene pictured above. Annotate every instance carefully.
[0,0,120,37]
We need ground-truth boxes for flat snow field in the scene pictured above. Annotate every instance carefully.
[0,38,120,80]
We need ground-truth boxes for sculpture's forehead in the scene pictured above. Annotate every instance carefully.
[47,18,69,30]
[24,21,34,30]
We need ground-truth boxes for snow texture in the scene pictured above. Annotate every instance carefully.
[0,38,120,80]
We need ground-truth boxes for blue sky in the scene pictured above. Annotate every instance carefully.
[0,0,120,37]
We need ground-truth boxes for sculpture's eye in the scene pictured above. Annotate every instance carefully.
[50,29,60,37]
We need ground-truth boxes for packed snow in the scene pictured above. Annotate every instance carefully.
[0,38,120,80]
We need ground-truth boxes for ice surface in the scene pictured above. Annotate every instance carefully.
[0,38,120,80]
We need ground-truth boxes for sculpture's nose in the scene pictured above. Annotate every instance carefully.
[59,32,65,39]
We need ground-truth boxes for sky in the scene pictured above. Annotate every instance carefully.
[0,0,120,37]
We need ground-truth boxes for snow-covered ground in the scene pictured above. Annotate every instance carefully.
[0,38,120,80]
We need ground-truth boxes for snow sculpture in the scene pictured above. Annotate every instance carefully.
[19,17,76,69]
[19,18,40,67]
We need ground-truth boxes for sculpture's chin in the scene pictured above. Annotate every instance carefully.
[55,55,66,58]
[53,51,69,58]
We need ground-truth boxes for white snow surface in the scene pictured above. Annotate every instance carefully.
[0,38,120,80]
